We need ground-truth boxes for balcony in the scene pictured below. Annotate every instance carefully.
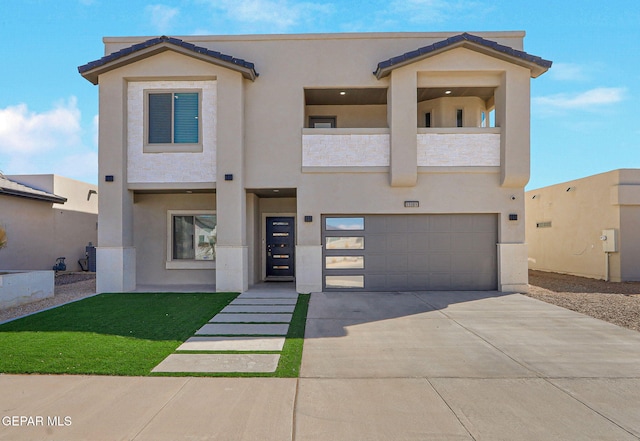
[302,128,390,167]
[417,127,500,167]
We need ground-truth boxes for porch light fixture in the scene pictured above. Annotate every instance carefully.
[339,91,346,95]
[445,90,452,94]
[404,200,419,208]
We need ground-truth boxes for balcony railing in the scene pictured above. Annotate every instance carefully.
[302,127,500,168]
[302,128,390,167]
[417,128,501,167]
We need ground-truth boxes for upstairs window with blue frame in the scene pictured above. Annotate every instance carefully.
[148,92,199,144]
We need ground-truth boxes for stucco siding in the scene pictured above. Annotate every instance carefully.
[127,80,217,184]
[302,132,390,167]
[417,132,500,167]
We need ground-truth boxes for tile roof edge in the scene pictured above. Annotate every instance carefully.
[374,32,552,78]
[78,35,258,80]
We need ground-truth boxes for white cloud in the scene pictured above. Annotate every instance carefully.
[202,0,333,31]
[0,98,98,183]
[533,87,626,110]
[548,63,589,81]
[0,98,82,154]
[146,4,180,33]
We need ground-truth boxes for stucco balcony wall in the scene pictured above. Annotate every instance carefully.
[417,128,501,167]
[302,129,390,167]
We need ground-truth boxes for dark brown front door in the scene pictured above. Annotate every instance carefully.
[266,217,295,279]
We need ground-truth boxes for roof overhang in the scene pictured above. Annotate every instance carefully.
[0,187,67,204]
[374,33,552,80]
[79,36,258,85]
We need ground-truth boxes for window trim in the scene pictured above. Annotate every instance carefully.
[309,116,337,128]
[144,89,204,153]
[166,210,216,270]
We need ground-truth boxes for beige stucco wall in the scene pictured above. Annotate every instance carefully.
[0,175,98,272]
[133,192,216,286]
[525,170,639,281]
[90,31,540,292]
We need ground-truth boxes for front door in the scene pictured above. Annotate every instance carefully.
[266,217,295,279]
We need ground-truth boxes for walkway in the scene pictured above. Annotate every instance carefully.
[152,283,298,374]
[1,290,640,440]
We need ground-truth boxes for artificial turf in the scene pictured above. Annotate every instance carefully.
[0,292,310,377]
[0,293,237,376]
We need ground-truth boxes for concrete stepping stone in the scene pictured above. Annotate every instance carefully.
[196,323,289,336]
[152,353,280,373]
[236,292,299,299]
[232,298,297,305]
[177,336,286,351]
[210,313,292,323]
[221,305,295,313]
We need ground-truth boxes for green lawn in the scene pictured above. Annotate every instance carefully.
[0,293,237,376]
[0,292,310,377]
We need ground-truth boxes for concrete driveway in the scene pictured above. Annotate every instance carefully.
[1,291,639,440]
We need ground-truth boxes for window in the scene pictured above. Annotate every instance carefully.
[309,116,336,128]
[326,236,364,250]
[456,109,463,127]
[167,211,216,269]
[325,217,364,231]
[146,91,201,152]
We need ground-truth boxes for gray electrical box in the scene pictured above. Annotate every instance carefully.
[601,229,618,252]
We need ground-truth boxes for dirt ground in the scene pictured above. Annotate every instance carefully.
[526,270,640,332]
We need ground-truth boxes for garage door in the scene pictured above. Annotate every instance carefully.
[322,214,497,291]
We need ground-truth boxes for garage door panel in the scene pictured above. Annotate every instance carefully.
[407,254,428,272]
[365,216,387,233]
[366,254,387,271]
[430,215,453,232]
[365,235,387,253]
[430,274,453,290]
[473,233,498,251]
[322,214,497,291]
[406,216,430,232]
[387,254,409,272]
[408,275,429,290]
[430,234,452,251]
[452,233,476,252]
[473,214,498,232]
[407,233,429,252]
[387,234,408,253]
[387,274,408,288]
[452,253,481,273]
[451,215,475,232]
[430,254,452,272]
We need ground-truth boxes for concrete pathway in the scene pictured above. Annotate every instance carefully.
[152,284,298,374]
[2,291,640,440]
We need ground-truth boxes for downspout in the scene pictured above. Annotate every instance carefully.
[604,251,610,282]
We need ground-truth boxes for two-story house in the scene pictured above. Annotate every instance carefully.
[79,31,551,294]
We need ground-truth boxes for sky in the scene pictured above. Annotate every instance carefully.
[0,0,638,190]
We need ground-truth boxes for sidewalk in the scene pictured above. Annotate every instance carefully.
[1,290,639,440]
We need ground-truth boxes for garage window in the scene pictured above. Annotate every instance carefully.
[326,217,364,230]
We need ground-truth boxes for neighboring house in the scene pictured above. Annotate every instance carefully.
[526,169,640,282]
[0,174,98,272]
[78,31,551,294]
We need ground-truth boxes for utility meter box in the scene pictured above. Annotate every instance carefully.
[601,229,618,252]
